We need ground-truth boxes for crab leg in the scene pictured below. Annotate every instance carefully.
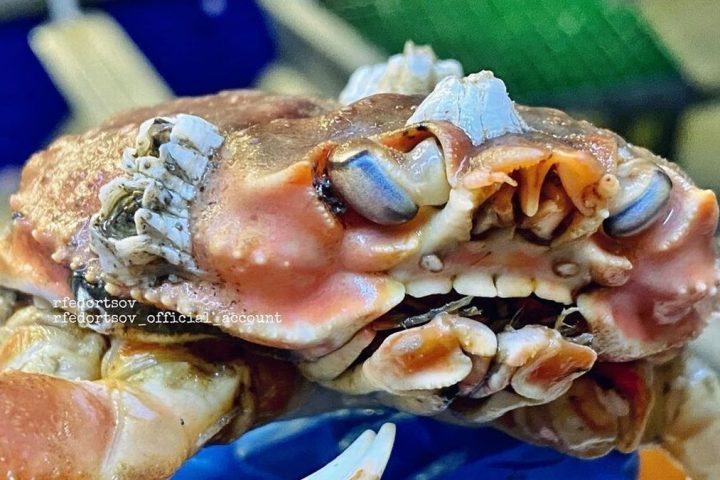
[644,354,720,480]
[0,303,301,479]
[489,359,656,459]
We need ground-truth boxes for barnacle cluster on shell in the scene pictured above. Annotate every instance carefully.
[90,114,223,287]
[339,41,463,105]
[406,71,528,145]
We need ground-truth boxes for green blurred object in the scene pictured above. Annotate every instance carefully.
[321,0,682,105]
[321,0,700,158]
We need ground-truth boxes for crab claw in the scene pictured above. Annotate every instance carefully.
[493,360,655,458]
[304,423,396,480]
[642,354,720,480]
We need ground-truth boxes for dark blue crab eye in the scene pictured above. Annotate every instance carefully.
[603,168,672,238]
[328,148,418,225]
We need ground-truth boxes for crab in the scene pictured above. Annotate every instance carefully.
[0,43,718,479]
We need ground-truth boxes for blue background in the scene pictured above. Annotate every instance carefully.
[0,0,275,168]
[174,409,638,480]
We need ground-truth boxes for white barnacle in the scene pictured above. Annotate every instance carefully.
[339,41,463,105]
[136,156,197,201]
[134,209,191,251]
[90,114,223,287]
[140,179,187,218]
[96,177,138,218]
[135,117,172,155]
[406,71,528,146]
[160,143,208,183]
[122,147,138,170]
[170,114,224,156]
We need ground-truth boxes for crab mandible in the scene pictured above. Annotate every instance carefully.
[0,43,718,479]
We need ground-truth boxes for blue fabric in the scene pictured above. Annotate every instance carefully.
[0,16,67,170]
[0,0,275,168]
[174,409,638,480]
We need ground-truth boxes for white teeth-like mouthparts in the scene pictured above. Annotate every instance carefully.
[405,277,453,297]
[495,274,534,298]
[405,272,574,305]
[534,281,573,305]
[415,188,478,256]
[403,138,451,206]
[453,272,497,297]
[299,328,376,382]
[406,71,527,146]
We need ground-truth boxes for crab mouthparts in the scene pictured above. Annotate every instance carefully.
[379,292,588,340]
[368,291,593,396]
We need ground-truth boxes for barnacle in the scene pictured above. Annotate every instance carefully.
[90,114,223,287]
[339,40,463,105]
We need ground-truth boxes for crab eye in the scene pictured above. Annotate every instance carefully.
[603,167,672,237]
[328,145,419,225]
[327,138,450,225]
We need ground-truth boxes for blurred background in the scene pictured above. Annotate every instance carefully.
[0,0,718,179]
[1,0,718,179]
